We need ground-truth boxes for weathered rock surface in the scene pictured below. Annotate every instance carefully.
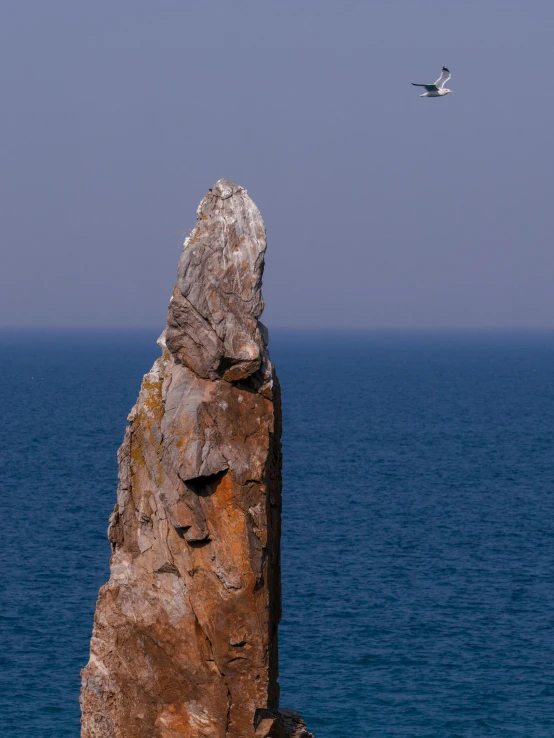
[80,180,313,738]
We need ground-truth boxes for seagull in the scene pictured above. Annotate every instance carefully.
[411,66,452,97]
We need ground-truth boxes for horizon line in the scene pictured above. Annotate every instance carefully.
[2,325,554,333]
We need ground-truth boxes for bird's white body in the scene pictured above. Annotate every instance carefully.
[411,67,452,98]
[420,88,452,97]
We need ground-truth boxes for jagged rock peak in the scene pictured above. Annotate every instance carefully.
[166,178,269,384]
[80,180,314,738]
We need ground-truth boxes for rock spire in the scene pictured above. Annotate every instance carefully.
[80,180,313,738]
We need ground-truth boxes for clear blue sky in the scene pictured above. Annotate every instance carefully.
[2,1,553,329]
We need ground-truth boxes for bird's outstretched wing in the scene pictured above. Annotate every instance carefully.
[411,83,438,91]
[434,66,451,88]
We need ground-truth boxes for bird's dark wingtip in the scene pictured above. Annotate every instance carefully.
[443,66,450,72]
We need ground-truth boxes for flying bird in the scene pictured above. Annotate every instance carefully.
[411,66,452,97]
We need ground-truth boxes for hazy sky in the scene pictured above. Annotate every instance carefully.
[2,1,554,329]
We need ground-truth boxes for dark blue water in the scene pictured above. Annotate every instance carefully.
[1,331,554,737]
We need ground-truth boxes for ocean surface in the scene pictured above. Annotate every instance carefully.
[1,330,554,737]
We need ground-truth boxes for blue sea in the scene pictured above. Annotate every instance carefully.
[1,330,554,737]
